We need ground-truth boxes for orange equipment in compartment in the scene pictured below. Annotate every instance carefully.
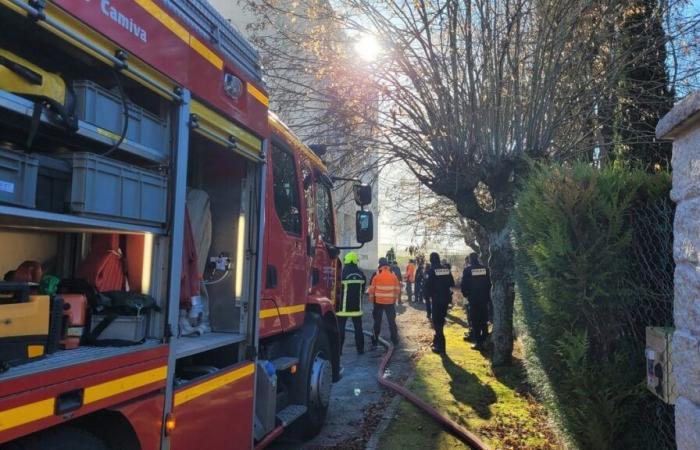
[0,283,50,367]
[11,261,43,283]
[59,294,88,349]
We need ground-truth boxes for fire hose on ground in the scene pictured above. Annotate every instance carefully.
[254,326,492,450]
[359,328,491,450]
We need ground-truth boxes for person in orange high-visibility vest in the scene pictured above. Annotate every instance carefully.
[368,257,401,347]
[404,259,416,303]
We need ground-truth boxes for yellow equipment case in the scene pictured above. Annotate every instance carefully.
[0,48,78,146]
[0,283,50,369]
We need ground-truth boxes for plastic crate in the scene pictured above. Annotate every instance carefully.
[0,147,38,208]
[33,154,71,213]
[62,153,167,225]
[73,80,169,159]
[90,314,147,342]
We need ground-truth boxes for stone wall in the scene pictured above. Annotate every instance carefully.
[657,91,700,450]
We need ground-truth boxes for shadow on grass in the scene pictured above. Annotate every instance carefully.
[440,353,497,420]
[446,313,470,329]
[491,356,531,394]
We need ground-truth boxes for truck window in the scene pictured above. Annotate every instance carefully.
[272,144,302,234]
[316,183,334,243]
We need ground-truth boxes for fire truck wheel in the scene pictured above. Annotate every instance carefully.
[289,329,332,439]
[5,426,108,450]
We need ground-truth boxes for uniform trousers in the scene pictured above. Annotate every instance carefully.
[372,303,398,345]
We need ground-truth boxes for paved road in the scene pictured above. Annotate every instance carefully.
[271,297,434,449]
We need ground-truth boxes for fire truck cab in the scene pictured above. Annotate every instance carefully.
[0,1,373,449]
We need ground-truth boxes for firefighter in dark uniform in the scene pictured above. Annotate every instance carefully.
[461,252,491,350]
[424,252,455,354]
[338,252,367,355]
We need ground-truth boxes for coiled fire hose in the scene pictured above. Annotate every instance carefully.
[360,329,491,450]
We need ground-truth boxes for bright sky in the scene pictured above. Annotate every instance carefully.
[377,163,469,257]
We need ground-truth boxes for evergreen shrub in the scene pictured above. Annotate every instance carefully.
[514,163,674,449]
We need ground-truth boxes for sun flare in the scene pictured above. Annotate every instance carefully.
[354,34,381,62]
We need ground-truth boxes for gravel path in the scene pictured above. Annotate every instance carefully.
[271,295,435,449]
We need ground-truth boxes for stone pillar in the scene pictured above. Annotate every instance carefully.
[657,92,700,450]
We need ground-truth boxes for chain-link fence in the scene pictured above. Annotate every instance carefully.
[514,165,677,449]
[626,196,675,450]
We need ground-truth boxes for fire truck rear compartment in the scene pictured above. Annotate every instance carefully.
[0,126,257,385]
[171,131,258,380]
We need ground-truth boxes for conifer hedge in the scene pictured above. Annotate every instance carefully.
[514,163,674,449]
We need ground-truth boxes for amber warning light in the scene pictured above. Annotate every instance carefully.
[165,413,176,435]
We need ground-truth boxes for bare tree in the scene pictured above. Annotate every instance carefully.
[357,0,631,365]
[245,0,691,364]
[385,175,491,262]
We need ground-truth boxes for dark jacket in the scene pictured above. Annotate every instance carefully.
[339,263,367,316]
[415,265,425,286]
[460,264,491,306]
[390,264,402,282]
[424,265,455,304]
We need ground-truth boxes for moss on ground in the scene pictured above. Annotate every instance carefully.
[378,308,560,450]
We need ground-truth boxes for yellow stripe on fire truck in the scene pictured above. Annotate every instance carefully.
[259,304,306,319]
[173,363,255,407]
[0,365,167,433]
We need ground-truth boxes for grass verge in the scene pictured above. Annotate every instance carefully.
[377,307,560,450]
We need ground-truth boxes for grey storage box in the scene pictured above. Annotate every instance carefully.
[74,80,169,160]
[34,154,71,213]
[0,148,38,208]
[90,314,147,342]
[62,152,167,225]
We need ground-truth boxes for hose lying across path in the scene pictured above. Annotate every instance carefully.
[357,328,491,450]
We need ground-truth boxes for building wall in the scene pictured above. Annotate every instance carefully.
[657,92,700,450]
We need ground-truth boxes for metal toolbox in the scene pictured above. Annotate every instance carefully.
[0,147,38,208]
[61,152,167,225]
[89,314,147,342]
[73,80,169,160]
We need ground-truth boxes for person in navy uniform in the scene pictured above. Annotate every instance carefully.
[460,253,491,350]
[424,252,455,354]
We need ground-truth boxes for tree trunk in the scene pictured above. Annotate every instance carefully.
[473,221,491,265]
[488,225,515,366]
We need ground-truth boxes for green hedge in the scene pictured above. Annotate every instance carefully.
[514,163,674,449]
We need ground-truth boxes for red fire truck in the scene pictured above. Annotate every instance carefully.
[0,1,373,449]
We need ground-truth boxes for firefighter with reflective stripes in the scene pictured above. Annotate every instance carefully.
[425,252,455,354]
[338,252,367,355]
[368,257,400,347]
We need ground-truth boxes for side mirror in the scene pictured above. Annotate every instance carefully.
[353,184,372,206]
[356,210,374,244]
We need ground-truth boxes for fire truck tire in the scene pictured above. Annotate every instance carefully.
[289,328,332,439]
[4,427,108,450]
